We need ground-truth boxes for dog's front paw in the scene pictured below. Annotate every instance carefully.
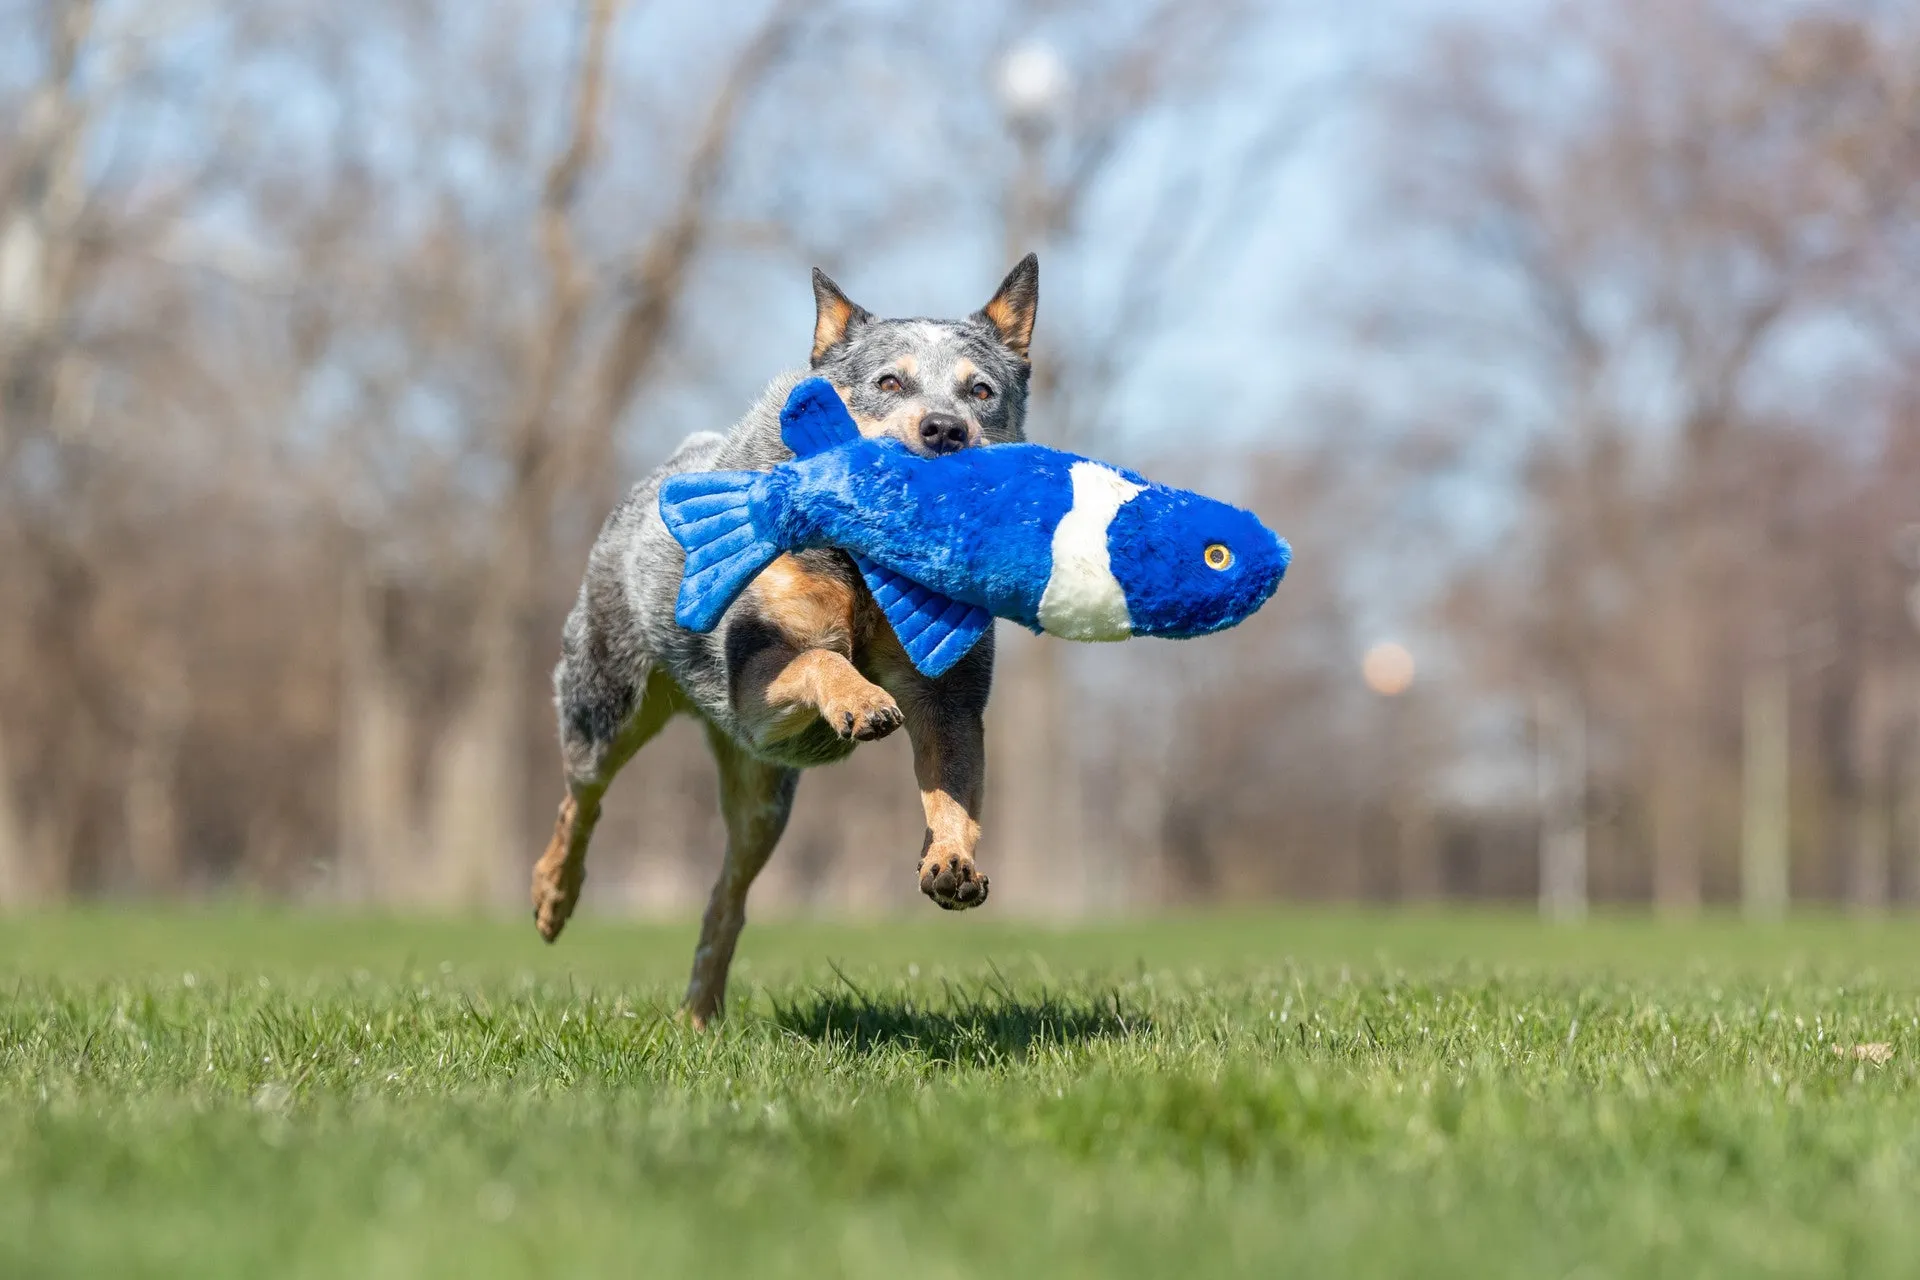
[918,845,990,911]
[821,684,903,742]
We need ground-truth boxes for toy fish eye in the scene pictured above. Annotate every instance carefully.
[1204,543,1233,571]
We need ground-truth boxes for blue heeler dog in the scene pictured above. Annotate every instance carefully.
[531,256,1040,1025]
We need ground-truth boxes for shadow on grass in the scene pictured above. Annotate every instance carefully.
[772,974,1150,1065]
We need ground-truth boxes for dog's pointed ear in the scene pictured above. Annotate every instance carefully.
[811,268,871,366]
[976,253,1039,360]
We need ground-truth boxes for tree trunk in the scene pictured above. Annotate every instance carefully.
[124,646,189,893]
[1648,737,1703,916]
[0,718,33,906]
[1902,708,1920,908]
[1741,659,1790,919]
[427,621,526,909]
[336,568,415,903]
[1536,687,1588,921]
[984,629,1086,916]
[1647,553,1704,916]
[1848,665,1895,914]
[1387,696,1439,903]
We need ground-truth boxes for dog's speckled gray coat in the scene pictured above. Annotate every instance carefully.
[554,270,1034,776]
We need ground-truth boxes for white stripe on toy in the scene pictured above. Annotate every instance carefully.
[1036,462,1144,642]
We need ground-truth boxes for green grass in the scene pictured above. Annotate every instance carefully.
[3,908,1920,1278]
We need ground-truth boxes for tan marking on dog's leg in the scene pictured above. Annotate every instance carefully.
[752,555,856,647]
[861,611,992,910]
[531,793,595,942]
[684,725,797,1027]
[733,556,901,745]
[904,698,990,910]
[765,649,903,742]
[531,672,677,942]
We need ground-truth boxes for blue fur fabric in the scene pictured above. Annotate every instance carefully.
[659,378,1290,677]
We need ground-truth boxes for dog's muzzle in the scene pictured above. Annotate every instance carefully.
[918,412,970,455]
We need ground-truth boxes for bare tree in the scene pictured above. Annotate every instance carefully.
[1377,0,1920,911]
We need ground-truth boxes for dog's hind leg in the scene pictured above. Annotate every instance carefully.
[682,722,798,1027]
[532,662,677,943]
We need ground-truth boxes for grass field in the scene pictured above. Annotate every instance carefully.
[3,909,1920,1278]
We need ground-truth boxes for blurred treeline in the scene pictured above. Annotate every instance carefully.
[1,0,1917,915]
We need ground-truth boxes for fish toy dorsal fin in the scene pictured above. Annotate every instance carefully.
[780,377,862,458]
[855,554,991,678]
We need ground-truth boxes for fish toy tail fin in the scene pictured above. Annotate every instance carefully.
[780,377,862,458]
[658,471,783,632]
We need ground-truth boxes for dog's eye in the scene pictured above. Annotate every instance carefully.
[970,382,994,401]
[876,374,903,393]
[1204,543,1233,571]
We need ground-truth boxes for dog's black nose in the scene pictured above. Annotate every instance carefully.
[918,412,970,454]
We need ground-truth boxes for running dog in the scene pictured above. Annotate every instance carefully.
[530,255,1039,1025]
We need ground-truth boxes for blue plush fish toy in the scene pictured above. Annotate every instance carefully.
[659,378,1291,678]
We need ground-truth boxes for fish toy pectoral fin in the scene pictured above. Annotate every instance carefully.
[659,471,784,633]
[856,555,991,679]
[780,377,862,458]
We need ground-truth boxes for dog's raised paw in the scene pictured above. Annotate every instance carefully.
[918,848,990,911]
[824,687,903,742]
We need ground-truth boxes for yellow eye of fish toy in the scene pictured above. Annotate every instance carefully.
[1204,543,1233,571]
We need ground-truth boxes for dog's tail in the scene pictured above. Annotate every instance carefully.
[658,471,784,632]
